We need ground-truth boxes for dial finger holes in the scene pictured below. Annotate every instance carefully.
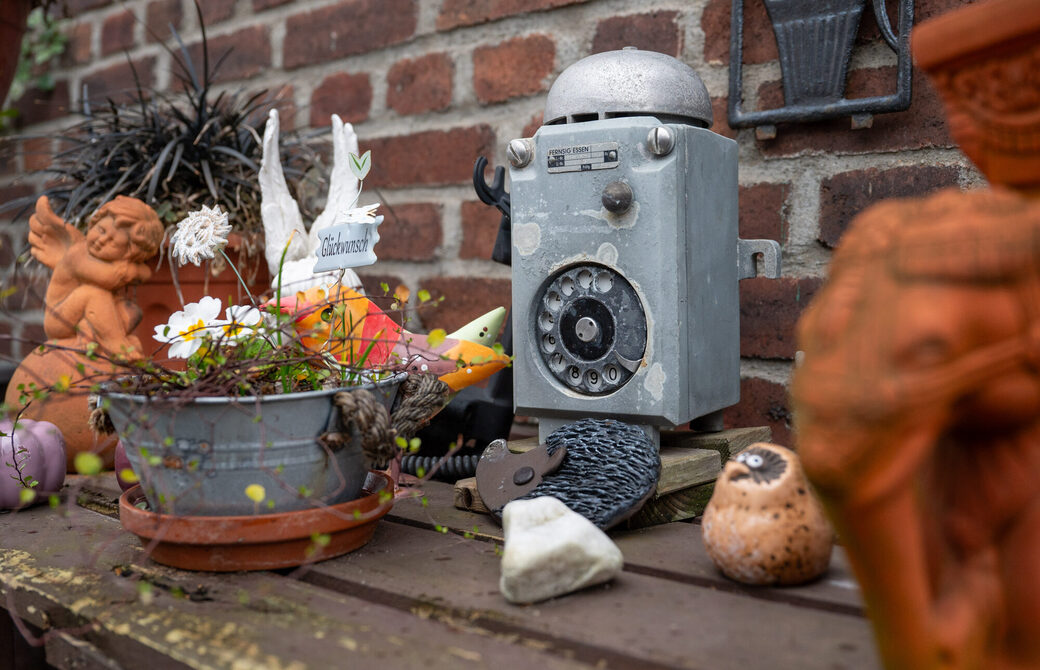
[595,271,613,293]
[560,276,576,296]
[546,291,563,311]
[585,369,602,391]
[577,269,593,289]
[542,334,557,353]
[538,310,554,332]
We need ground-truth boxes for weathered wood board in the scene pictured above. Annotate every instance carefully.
[312,521,878,670]
[0,500,594,669]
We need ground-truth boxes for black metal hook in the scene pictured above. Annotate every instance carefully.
[472,156,512,266]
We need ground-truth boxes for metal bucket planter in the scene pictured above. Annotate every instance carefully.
[763,0,868,105]
[105,373,406,516]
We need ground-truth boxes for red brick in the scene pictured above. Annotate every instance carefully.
[591,11,680,56]
[740,276,823,360]
[21,138,52,172]
[818,166,960,248]
[473,35,554,104]
[0,139,18,176]
[724,376,793,447]
[284,0,417,70]
[0,319,11,358]
[254,0,294,9]
[702,0,776,65]
[757,68,952,157]
[187,26,271,83]
[356,273,406,301]
[8,273,48,312]
[858,0,978,45]
[309,72,372,126]
[364,125,496,189]
[10,81,71,127]
[64,23,93,66]
[418,277,511,333]
[521,114,542,139]
[0,184,35,216]
[145,0,183,43]
[200,0,236,26]
[739,183,789,244]
[377,203,442,261]
[438,0,588,30]
[710,96,735,139]
[460,200,501,260]
[100,10,135,56]
[81,57,155,104]
[387,53,453,116]
[0,230,15,268]
[21,321,48,352]
[265,85,297,131]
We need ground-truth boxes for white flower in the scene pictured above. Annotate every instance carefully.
[337,203,380,224]
[171,205,232,266]
[220,305,263,342]
[153,297,223,358]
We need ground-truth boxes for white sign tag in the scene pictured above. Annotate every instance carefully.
[313,215,382,272]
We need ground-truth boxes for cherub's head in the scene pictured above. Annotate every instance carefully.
[87,196,163,262]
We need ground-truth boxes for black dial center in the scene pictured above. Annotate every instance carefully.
[559,298,615,361]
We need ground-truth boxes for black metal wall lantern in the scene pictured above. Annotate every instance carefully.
[728,0,915,138]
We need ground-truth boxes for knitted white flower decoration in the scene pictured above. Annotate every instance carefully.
[171,204,232,266]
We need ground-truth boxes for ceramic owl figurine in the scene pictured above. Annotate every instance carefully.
[701,443,833,586]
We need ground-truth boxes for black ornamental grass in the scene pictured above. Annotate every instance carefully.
[2,7,324,239]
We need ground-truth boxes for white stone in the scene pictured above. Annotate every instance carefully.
[499,496,623,604]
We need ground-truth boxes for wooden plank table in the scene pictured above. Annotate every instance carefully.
[0,474,879,669]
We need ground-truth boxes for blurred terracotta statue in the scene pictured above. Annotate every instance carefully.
[5,195,163,469]
[792,1,1040,668]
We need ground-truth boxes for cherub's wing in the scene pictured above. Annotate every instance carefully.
[308,114,360,251]
[259,109,308,276]
[28,196,82,269]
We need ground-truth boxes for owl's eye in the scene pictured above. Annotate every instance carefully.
[736,453,747,463]
[745,454,763,468]
[320,307,334,322]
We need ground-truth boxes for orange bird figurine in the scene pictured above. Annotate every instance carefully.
[268,285,510,391]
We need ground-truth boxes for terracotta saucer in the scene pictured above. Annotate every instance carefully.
[119,471,393,572]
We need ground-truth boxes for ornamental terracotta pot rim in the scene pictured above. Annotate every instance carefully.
[119,470,393,571]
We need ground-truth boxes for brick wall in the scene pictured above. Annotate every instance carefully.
[0,0,982,443]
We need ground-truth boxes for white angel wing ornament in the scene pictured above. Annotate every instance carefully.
[258,109,367,293]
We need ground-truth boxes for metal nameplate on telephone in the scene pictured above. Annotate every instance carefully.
[547,142,619,173]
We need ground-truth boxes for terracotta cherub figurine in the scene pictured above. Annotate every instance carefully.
[5,195,163,470]
[30,195,164,356]
[792,1,1040,668]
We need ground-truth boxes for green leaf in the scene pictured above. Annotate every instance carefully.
[427,328,447,348]
[348,150,372,181]
[417,289,431,303]
[74,452,103,476]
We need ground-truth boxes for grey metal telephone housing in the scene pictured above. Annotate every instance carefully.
[507,48,781,444]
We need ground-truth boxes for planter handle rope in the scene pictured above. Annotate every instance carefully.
[326,373,451,467]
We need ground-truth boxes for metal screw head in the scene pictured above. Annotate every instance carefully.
[601,180,633,214]
[647,126,675,156]
[507,138,533,168]
[575,316,600,343]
